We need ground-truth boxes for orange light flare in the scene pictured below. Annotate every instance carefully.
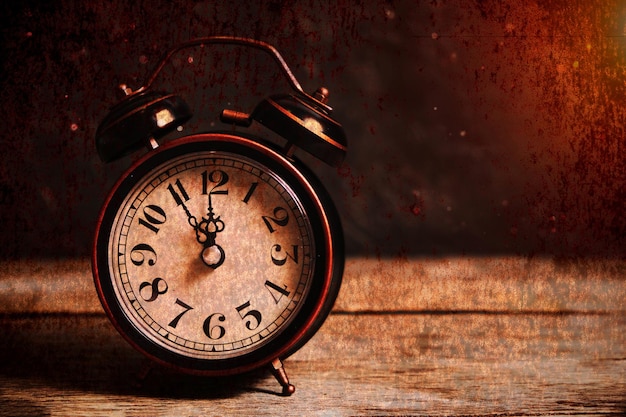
[529,4,625,256]
[456,2,626,256]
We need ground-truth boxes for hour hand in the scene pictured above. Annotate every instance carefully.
[195,215,224,244]
[196,215,226,269]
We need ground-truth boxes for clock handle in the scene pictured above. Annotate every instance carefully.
[133,36,347,167]
[132,35,347,167]
[136,36,329,112]
[270,358,296,396]
[95,36,346,165]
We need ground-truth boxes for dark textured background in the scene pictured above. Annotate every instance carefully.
[0,0,624,260]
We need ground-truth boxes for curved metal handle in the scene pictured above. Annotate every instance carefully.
[130,36,329,110]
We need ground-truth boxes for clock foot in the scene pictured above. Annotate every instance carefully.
[133,361,154,388]
[270,358,296,396]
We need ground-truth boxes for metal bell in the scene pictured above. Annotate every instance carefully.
[95,90,192,162]
[250,90,347,167]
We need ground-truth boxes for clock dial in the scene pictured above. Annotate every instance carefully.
[107,151,315,360]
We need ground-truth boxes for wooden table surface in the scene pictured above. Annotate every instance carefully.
[1,257,624,416]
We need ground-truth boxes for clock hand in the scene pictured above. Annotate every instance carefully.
[170,181,225,268]
[197,194,226,269]
[167,181,202,232]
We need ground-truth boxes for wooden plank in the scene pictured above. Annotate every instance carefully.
[335,257,626,313]
[0,259,95,314]
[0,257,624,314]
[0,313,624,416]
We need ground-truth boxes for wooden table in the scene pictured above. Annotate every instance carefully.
[1,257,624,416]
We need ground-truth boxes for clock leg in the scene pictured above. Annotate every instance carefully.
[269,358,296,396]
[133,360,154,389]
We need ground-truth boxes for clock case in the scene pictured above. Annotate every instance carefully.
[92,37,347,395]
[93,134,344,392]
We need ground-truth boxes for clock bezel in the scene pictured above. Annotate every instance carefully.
[92,133,343,376]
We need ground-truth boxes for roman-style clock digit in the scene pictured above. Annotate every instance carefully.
[242,182,259,203]
[203,313,226,340]
[265,280,291,304]
[167,179,190,206]
[262,207,289,233]
[202,169,229,196]
[138,277,168,302]
[236,301,262,331]
[271,244,299,266]
[169,299,194,328]
[137,204,167,233]
[129,243,157,266]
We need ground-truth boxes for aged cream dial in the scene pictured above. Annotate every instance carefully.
[107,149,314,360]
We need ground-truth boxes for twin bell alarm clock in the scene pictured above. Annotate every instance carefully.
[92,36,347,395]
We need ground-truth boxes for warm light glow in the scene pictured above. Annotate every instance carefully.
[302,117,323,135]
[155,108,174,128]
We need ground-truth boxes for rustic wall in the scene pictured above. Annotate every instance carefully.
[0,0,624,259]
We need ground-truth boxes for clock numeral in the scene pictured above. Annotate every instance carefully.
[203,313,226,340]
[265,280,291,304]
[242,182,259,203]
[129,243,157,266]
[167,179,190,206]
[271,244,299,266]
[202,169,229,195]
[236,301,262,331]
[138,204,166,233]
[168,298,194,328]
[262,207,289,233]
[139,277,168,302]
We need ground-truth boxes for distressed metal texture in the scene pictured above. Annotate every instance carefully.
[0,1,624,259]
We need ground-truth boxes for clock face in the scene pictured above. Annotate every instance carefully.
[94,135,342,372]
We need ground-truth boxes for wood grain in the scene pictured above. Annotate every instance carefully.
[1,257,624,313]
[1,257,624,415]
[0,313,624,416]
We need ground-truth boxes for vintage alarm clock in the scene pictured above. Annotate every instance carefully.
[92,37,346,395]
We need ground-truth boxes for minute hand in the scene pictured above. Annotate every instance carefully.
[167,180,200,231]
[197,195,226,269]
